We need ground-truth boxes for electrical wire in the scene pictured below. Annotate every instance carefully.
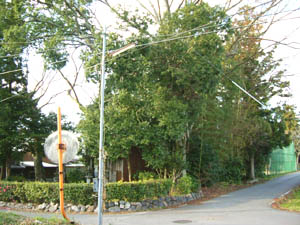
[1,4,300,75]
[0,94,19,103]
[0,5,299,47]
[2,12,299,76]
[193,52,268,108]
[0,58,69,75]
[0,68,23,75]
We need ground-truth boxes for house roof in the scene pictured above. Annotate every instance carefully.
[20,161,57,168]
[18,161,84,168]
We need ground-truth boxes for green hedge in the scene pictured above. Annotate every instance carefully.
[106,179,172,202]
[0,179,172,204]
[0,182,15,202]
[0,182,95,205]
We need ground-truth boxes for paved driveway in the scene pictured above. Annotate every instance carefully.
[3,172,300,225]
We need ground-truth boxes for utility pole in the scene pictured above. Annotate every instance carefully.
[98,26,106,225]
[97,26,135,225]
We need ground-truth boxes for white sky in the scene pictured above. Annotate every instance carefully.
[27,0,300,124]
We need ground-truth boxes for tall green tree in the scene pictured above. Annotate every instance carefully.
[220,6,291,179]
[0,0,32,179]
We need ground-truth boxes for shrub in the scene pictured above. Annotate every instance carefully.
[6,176,26,182]
[135,171,157,181]
[66,168,86,183]
[106,179,172,202]
[64,183,95,205]
[0,179,172,205]
[220,158,244,183]
[22,182,59,204]
[0,181,95,205]
[175,175,194,195]
[187,139,222,186]
[0,182,15,202]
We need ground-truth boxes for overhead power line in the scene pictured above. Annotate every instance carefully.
[3,12,299,76]
[0,94,20,103]
[0,5,299,47]
[0,68,22,75]
[1,4,300,75]
[231,80,267,108]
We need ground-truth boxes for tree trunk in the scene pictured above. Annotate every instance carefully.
[171,168,177,193]
[121,159,124,181]
[250,153,255,180]
[182,137,187,176]
[0,160,6,180]
[34,150,45,181]
[127,157,132,182]
[5,157,11,179]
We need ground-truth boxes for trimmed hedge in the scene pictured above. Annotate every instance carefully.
[0,182,95,205]
[106,179,172,202]
[0,179,172,205]
[0,182,15,202]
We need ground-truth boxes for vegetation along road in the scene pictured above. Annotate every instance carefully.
[2,172,300,225]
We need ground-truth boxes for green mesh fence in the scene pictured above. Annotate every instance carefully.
[268,142,297,175]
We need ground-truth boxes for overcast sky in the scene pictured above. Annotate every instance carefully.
[27,0,300,123]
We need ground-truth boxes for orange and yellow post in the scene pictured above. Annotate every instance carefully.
[57,107,70,221]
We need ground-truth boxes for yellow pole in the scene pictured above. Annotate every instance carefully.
[57,107,70,221]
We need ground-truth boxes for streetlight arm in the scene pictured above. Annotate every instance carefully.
[110,43,136,57]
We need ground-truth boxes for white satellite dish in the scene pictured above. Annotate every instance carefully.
[44,130,79,164]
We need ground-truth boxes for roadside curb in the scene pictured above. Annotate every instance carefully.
[0,191,204,215]
[270,189,293,210]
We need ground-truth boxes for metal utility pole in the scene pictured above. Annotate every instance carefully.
[97,26,135,225]
[98,26,106,225]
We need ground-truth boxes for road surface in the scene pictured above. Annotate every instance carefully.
[3,172,300,225]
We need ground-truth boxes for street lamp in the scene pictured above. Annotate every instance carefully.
[97,27,135,225]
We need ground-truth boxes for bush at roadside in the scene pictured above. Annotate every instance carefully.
[106,179,172,202]
[0,179,173,205]
[0,182,94,205]
[174,175,197,195]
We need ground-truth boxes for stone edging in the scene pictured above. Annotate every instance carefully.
[0,191,203,214]
[105,192,203,212]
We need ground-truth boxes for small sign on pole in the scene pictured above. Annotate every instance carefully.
[93,178,99,192]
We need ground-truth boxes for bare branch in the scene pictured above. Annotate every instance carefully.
[57,69,83,108]
[228,1,284,52]
[101,0,152,35]
[225,0,243,12]
[176,0,185,11]
[163,0,170,14]
[147,0,161,22]
[193,0,203,5]
[169,0,175,9]
[38,90,67,109]
[250,37,300,50]
[137,0,158,21]
[33,71,56,103]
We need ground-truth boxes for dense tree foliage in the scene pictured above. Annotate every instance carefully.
[0,0,33,179]
[0,0,297,185]
[0,0,74,180]
[77,2,294,184]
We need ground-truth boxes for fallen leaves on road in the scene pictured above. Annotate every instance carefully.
[188,183,252,205]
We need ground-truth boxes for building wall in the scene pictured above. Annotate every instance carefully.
[106,147,150,182]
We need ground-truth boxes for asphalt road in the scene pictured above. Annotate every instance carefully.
[3,172,300,225]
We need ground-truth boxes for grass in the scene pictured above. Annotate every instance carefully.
[278,186,300,212]
[261,172,293,181]
[0,212,78,225]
